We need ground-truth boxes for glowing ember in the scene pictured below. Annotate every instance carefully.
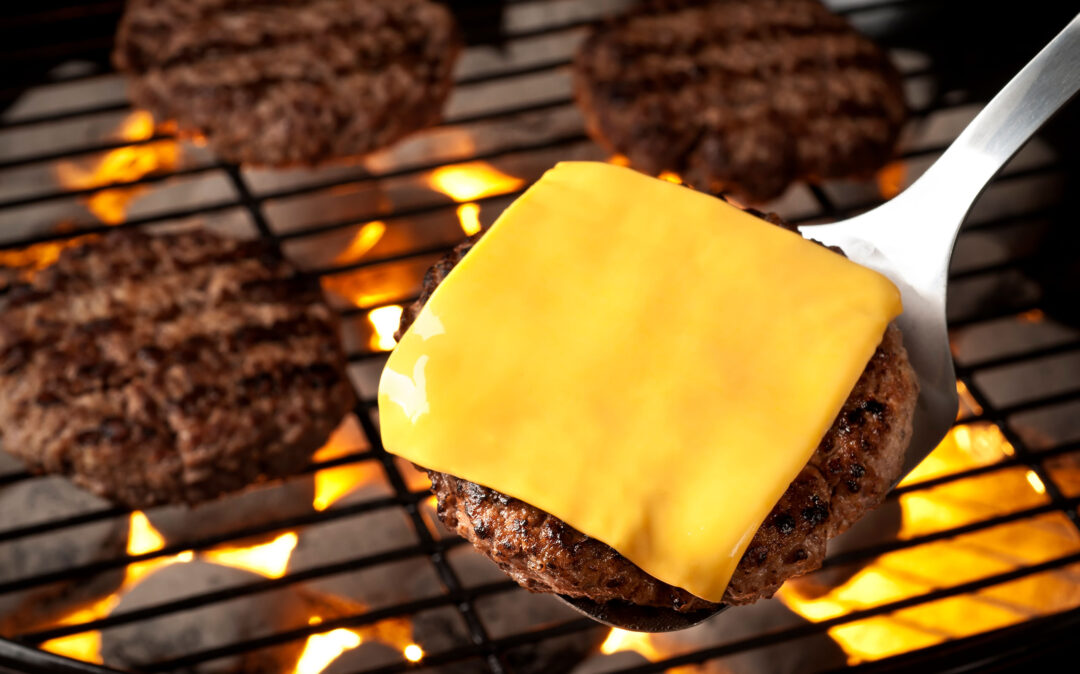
[333,221,387,265]
[312,417,384,511]
[55,111,181,224]
[203,532,298,579]
[1019,309,1046,323]
[403,643,424,662]
[607,154,632,167]
[658,171,683,184]
[368,305,404,352]
[294,628,362,674]
[456,203,483,236]
[876,161,907,200]
[600,628,661,660]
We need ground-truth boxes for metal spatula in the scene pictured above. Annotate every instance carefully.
[562,11,1080,633]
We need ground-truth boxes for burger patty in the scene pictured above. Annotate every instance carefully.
[0,229,354,508]
[113,0,460,166]
[399,215,918,610]
[572,0,907,203]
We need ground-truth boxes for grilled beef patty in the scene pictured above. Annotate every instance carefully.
[572,0,907,203]
[114,0,460,166]
[398,215,918,610]
[0,229,354,508]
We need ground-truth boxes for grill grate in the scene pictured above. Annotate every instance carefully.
[2,1,1080,673]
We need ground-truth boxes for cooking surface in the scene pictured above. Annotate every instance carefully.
[2,1,1080,673]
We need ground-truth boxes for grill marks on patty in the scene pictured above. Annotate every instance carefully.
[404,227,917,611]
[0,229,354,508]
[113,0,461,166]
[572,0,907,203]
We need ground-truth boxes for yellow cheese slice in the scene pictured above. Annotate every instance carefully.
[379,162,902,602]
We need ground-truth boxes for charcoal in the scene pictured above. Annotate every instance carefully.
[147,476,315,547]
[436,547,605,674]
[322,641,401,674]
[571,651,651,674]
[289,485,442,610]
[99,561,325,674]
[0,449,23,475]
[0,476,127,633]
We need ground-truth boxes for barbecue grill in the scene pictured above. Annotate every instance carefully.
[1,1,1079,673]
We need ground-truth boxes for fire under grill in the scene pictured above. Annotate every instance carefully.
[2,1,1080,673]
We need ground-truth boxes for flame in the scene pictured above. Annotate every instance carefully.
[203,533,298,578]
[600,629,663,660]
[55,111,180,224]
[124,511,194,587]
[333,222,387,265]
[312,417,385,511]
[427,162,523,237]
[456,203,483,236]
[956,380,984,419]
[294,628,362,674]
[294,617,415,674]
[40,512,191,663]
[0,235,95,277]
[780,418,1078,664]
[428,163,523,203]
[368,305,404,352]
[876,161,907,200]
[38,603,110,664]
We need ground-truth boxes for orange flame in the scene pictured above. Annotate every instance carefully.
[312,417,384,511]
[780,420,1074,664]
[40,512,192,663]
[0,235,94,277]
[955,380,984,419]
[203,532,298,578]
[293,617,415,674]
[333,222,387,266]
[427,162,523,236]
[456,203,483,236]
[368,305,404,352]
[658,171,683,185]
[55,111,180,224]
[600,629,663,660]
[294,628,362,674]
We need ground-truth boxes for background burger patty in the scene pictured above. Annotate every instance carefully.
[0,229,354,508]
[399,219,918,610]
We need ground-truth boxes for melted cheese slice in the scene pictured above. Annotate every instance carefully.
[379,162,902,602]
